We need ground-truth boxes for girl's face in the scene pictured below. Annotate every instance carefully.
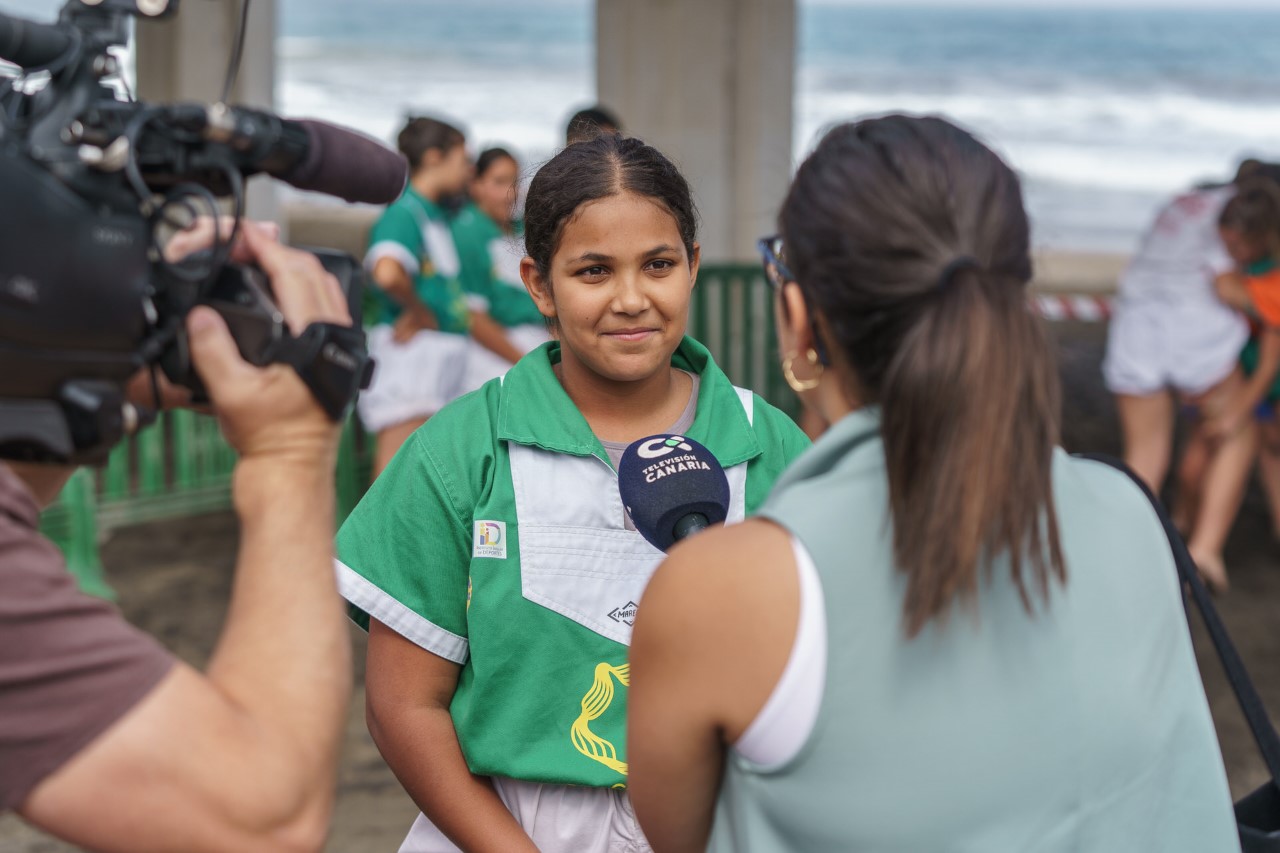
[525,190,698,386]
[472,156,519,225]
[1221,225,1268,267]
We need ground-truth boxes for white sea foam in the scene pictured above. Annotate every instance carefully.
[8,0,1275,251]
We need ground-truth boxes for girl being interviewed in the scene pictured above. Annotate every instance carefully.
[627,115,1237,853]
[335,133,809,852]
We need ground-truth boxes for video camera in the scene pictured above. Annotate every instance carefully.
[0,0,409,464]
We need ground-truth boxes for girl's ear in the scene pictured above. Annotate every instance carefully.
[688,241,701,290]
[520,257,556,321]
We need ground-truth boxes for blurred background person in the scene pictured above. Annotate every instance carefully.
[628,115,1237,853]
[1101,162,1261,591]
[450,146,551,390]
[361,116,475,475]
[1196,178,1280,591]
[361,118,530,473]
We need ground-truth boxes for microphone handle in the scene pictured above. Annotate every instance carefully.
[672,512,711,543]
[201,105,408,205]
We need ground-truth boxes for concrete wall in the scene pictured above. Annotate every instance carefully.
[596,0,795,263]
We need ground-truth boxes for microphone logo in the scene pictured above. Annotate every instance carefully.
[636,435,693,460]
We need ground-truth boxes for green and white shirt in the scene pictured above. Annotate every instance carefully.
[365,187,472,334]
[450,202,544,328]
[336,337,809,788]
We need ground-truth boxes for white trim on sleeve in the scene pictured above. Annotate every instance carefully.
[335,559,470,664]
[365,240,419,279]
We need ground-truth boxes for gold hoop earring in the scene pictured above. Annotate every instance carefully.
[782,349,823,393]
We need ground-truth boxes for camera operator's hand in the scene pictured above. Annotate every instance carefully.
[17,216,354,853]
[184,222,350,466]
[119,218,286,415]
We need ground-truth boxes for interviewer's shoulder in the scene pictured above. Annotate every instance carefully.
[639,519,798,639]
[1057,453,1172,549]
[1059,453,1155,514]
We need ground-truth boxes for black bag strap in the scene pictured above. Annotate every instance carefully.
[1077,453,1280,790]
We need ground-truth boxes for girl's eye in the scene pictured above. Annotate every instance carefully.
[579,265,608,279]
[648,259,675,272]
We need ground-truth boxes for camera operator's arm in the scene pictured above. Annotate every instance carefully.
[18,223,353,853]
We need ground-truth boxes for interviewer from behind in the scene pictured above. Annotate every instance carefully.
[627,115,1239,852]
[1,220,352,852]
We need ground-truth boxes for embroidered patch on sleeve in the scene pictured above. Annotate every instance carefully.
[473,520,508,559]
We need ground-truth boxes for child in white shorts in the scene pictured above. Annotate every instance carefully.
[362,116,477,475]
[1104,179,1252,544]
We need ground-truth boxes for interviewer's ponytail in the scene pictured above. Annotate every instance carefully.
[780,115,1064,637]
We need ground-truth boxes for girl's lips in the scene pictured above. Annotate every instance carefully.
[604,329,656,342]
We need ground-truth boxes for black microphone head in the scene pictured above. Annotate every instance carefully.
[286,120,409,205]
[618,434,730,552]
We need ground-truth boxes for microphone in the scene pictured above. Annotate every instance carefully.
[202,105,409,205]
[617,434,730,552]
[281,119,409,205]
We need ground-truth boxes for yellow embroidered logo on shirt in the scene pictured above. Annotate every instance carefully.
[571,662,630,777]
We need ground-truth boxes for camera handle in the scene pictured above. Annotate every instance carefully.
[158,260,373,422]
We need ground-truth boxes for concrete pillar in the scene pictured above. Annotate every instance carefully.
[134,0,279,226]
[596,0,795,263]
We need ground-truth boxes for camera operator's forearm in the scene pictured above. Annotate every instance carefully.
[19,453,348,853]
[202,456,350,818]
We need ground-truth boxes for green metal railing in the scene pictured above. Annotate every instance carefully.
[688,264,798,421]
[39,265,793,596]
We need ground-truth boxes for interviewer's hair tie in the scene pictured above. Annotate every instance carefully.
[938,255,981,289]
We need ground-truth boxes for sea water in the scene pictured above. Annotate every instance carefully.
[3,0,1278,252]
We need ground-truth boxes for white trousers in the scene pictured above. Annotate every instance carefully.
[397,778,652,853]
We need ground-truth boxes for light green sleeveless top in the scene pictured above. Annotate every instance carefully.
[709,408,1239,853]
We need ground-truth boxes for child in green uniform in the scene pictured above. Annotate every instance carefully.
[337,135,809,852]
[361,118,529,475]
[361,116,475,474]
[450,147,549,390]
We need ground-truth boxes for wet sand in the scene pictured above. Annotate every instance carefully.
[3,317,1278,851]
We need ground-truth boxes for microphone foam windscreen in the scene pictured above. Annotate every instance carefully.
[290,120,409,205]
[618,434,730,552]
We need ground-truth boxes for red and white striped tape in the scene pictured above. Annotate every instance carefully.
[1030,294,1112,322]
